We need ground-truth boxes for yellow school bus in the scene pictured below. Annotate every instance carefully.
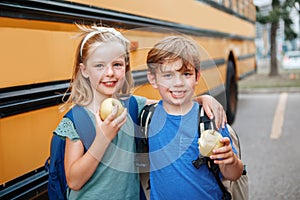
[0,0,256,199]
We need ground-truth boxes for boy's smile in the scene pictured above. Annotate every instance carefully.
[170,90,186,99]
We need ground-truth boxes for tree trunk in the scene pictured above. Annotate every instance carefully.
[269,0,280,77]
[269,21,279,76]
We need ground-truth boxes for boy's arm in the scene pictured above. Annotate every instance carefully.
[194,95,227,128]
[210,137,243,181]
[142,95,226,128]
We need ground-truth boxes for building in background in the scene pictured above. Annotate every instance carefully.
[255,0,300,59]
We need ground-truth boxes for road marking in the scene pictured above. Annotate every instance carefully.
[270,92,288,139]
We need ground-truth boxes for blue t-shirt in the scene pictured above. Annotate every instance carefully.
[148,101,235,200]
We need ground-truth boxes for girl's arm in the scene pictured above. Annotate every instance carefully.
[194,95,227,128]
[64,108,127,190]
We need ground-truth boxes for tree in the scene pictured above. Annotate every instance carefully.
[256,0,299,76]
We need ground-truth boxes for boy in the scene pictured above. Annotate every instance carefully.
[146,36,243,199]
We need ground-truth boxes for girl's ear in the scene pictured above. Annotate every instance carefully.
[147,71,158,89]
[80,63,89,78]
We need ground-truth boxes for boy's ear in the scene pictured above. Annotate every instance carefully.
[196,71,201,82]
[80,63,89,78]
[147,71,158,88]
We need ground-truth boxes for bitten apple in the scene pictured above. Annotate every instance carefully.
[100,98,124,120]
[198,129,224,157]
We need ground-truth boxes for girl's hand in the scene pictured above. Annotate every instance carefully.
[209,137,236,165]
[95,105,127,141]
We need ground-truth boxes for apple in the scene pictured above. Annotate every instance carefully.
[198,129,224,157]
[99,98,124,120]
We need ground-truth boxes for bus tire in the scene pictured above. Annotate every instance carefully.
[225,60,238,125]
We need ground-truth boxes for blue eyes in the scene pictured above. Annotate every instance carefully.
[162,73,172,78]
[162,72,193,78]
[95,62,124,69]
[95,64,104,68]
[114,63,123,68]
[184,72,192,76]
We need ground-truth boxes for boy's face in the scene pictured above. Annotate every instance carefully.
[148,59,200,109]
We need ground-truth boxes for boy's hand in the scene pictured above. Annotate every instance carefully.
[209,137,236,165]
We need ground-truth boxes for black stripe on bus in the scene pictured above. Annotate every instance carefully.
[198,0,255,24]
[201,58,226,70]
[132,70,149,86]
[237,53,256,61]
[0,0,254,41]
[0,81,70,118]
[0,166,48,200]
[237,53,256,80]
[239,69,256,80]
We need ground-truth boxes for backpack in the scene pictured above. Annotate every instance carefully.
[45,96,144,200]
[137,103,248,200]
[45,105,96,200]
[196,106,249,200]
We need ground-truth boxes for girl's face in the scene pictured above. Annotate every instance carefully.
[80,41,126,100]
[148,59,200,113]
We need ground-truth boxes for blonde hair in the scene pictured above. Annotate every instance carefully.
[147,35,201,76]
[64,25,133,107]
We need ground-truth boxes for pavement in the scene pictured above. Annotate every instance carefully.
[238,58,300,93]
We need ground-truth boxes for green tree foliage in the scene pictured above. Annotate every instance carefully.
[256,0,299,76]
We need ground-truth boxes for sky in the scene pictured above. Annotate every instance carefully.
[253,0,272,7]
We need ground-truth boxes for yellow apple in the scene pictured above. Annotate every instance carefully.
[99,98,124,120]
[198,129,224,157]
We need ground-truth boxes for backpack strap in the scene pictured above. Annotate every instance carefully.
[64,105,95,150]
[208,159,232,200]
[122,96,139,124]
[139,103,158,139]
[136,103,158,196]
[135,103,158,168]
[196,105,232,200]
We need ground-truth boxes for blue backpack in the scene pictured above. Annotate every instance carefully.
[45,96,143,200]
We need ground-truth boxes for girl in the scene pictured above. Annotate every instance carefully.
[54,25,226,199]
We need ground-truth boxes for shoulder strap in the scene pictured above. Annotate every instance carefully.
[139,103,158,139]
[64,105,95,150]
[198,105,216,134]
[122,96,139,124]
[197,105,232,200]
[208,160,232,200]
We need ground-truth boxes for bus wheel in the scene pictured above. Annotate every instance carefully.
[225,60,238,125]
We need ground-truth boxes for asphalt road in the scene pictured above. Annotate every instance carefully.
[232,92,300,200]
